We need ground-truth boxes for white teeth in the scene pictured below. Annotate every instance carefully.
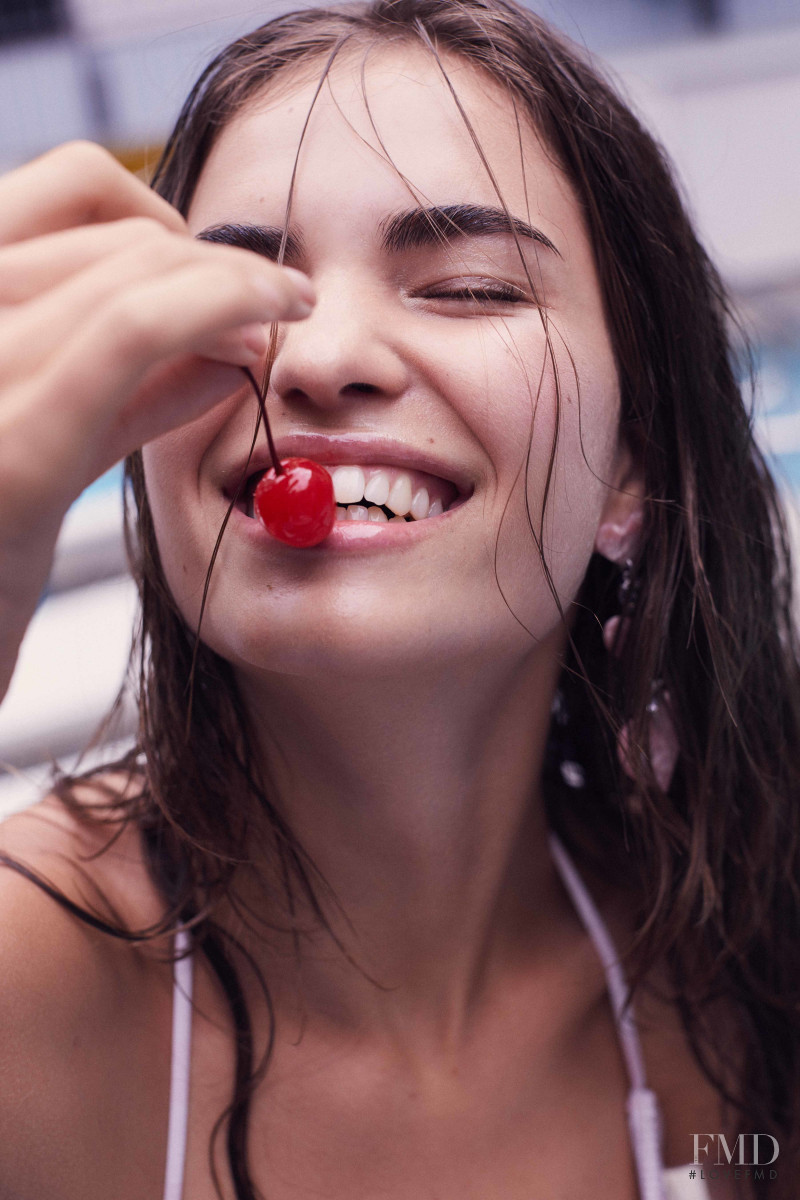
[363,469,391,506]
[389,515,407,523]
[410,487,430,521]
[332,466,366,504]
[324,464,454,523]
[387,474,413,517]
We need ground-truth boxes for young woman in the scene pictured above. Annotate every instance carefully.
[0,2,798,1198]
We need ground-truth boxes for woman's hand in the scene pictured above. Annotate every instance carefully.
[0,141,313,702]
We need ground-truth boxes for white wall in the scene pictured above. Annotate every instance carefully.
[607,23,800,295]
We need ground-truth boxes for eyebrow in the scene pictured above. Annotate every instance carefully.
[195,203,560,261]
[196,222,305,261]
[379,204,560,256]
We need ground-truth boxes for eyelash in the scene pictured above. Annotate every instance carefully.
[425,283,526,304]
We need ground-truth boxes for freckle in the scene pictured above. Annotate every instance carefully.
[428,437,434,444]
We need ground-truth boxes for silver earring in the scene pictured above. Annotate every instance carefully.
[602,559,678,794]
[548,688,586,790]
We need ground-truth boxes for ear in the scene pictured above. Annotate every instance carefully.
[594,437,646,564]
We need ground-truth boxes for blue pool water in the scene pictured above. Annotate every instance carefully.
[80,462,124,501]
[753,345,800,494]
[773,451,800,493]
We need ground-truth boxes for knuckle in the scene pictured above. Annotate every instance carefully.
[48,140,116,178]
[39,142,124,220]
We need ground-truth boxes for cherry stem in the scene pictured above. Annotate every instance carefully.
[241,366,283,476]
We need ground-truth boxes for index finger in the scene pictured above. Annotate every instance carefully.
[0,141,185,247]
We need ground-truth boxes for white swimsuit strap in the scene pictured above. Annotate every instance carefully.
[163,927,194,1200]
[162,845,667,1200]
[548,831,667,1200]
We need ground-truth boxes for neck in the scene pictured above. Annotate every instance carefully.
[228,639,584,1048]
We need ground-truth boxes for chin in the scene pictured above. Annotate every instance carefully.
[200,611,474,682]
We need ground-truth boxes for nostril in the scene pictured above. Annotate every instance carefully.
[345,382,380,395]
[282,387,312,405]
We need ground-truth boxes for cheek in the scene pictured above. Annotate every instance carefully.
[421,310,618,498]
[409,316,556,487]
[460,317,619,610]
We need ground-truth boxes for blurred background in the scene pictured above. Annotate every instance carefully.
[1,0,798,815]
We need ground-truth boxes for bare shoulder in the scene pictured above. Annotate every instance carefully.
[1,777,135,964]
[0,779,173,1200]
[0,769,173,1007]
[0,771,168,924]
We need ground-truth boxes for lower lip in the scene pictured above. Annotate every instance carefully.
[231,499,469,552]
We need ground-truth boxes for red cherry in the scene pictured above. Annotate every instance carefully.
[253,457,336,547]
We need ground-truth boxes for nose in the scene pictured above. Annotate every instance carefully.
[269,272,410,410]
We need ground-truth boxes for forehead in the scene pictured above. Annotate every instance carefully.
[187,43,580,249]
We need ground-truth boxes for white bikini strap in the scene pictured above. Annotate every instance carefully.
[163,847,667,1200]
[163,927,194,1200]
[549,831,667,1200]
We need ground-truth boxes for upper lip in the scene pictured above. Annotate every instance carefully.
[221,433,477,500]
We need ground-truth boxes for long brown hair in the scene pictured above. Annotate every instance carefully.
[4,1,800,1196]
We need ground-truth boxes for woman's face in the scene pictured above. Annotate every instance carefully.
[143,45,626,682]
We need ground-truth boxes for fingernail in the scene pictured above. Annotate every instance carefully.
[252,272,314,319]
[283,267,316,307]
[285,296,314,320]
[239,322,268,355]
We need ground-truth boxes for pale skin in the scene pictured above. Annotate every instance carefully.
[0,46,742,1200]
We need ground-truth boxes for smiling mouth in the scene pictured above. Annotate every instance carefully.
[240,463,467,522]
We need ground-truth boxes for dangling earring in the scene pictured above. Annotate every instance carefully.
[597,517,679,795]
[548,686,587,790]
